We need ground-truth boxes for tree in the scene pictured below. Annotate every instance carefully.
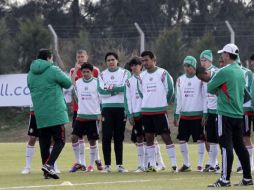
[154,27,184,80]
[0,18,17,74]
[16,17,51,72]
[188,32,218,66]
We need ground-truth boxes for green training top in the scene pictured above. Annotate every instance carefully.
[207,62,245,118]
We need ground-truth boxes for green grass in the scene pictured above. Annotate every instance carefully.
[0,143,251,190]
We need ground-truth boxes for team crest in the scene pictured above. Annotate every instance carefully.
[149,77,153,81]
[188,82,191,86]
[85,87,88,91]
[110,75,115,80]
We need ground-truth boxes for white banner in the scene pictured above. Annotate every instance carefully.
[0,74,72,107]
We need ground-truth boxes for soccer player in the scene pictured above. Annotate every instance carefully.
[28,49,72,179]
[198,50,220,172]
[125,57,166,172]
[98,52,131,173]
[174,56,206,172]
[138,51,177,172]
[69,49,102,172]
[71,63,101,172]
[236,57,254,173]
[208,44,252,187]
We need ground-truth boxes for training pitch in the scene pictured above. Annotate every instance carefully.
[0,143,251,190]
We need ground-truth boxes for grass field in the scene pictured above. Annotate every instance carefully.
[0,143,252,190]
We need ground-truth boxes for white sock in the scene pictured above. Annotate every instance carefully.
[237,158,242,168]
[146,145,156,167]
[144,145,148,168]
[90,145,97,166]
[166,144,177,167]
[79,140,86,166]
[246,145,253,169]
[209,144,218,168]
[49,145,59,170]
[197,142,205,167]
[155,143,165,167]
[25,145,35,169]
[95,141,100,160]
[180,143,190,167]
[72,142,80,164]
[136,143,145,168]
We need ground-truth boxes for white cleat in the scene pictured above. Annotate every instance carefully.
[21,168,30,174]
[134,166,145,173]
[100,165,111,173]
[117,165,128,173]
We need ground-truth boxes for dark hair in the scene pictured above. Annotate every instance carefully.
[37,49,52,60]
[104,52,119,62]
[196,66,207,76]
[228,53,238,60]
[129,56,142,66]
[141,51,155,59]
[250,53,254,61]
[81,63,93,71]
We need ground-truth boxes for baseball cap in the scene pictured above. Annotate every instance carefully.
[217,43,239,55]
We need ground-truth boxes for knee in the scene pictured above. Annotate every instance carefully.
[71,135,79,143]
[28,136,37,146]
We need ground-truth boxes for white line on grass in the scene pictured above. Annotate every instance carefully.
[0,179,151,190]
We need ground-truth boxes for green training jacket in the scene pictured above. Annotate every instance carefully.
[207,62,245,118]
[27,59,72,129]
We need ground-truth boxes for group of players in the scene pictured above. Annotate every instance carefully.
[21,44,254,186]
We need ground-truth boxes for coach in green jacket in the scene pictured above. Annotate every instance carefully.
[27,49,72,179]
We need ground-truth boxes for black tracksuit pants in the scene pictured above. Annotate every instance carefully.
[218,115,251,180]
[102,107,126,166]
[38,125,65,166]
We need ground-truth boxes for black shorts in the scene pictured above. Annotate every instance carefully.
[72,120,99,140]
[205,113,219,143]
[177,118,205,142]
[131,118,145,143]
[27,114,39,137]
[142,113,170,135]
[243,115,252,137]
[72,111,77,128]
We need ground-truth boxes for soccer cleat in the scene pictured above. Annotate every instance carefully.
[171,166,178,173]
[80,165,86,171]
[42,164,59,179]
[21,168,30,174]
[146,166,158,172]
[178,165,191,172]
[197,166,203,172]
[236,166,243,174]
[117,165,128,173]
[54,168,61,174]
[43,171,52,179]
[87,165,94,172]
[234,178,253,186]
[100,165,111,173]
[95,160,103,171]
[134,166,145,173]
[69,163,82,172]
[208,178,231,187]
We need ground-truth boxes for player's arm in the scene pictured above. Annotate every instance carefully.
[162,71,174,103]
[207,70,225,94]
[174,77,181,126]
[97,74,111,96]
[112,70,131,93]
[53,66,72,89]
[124,79,133,119]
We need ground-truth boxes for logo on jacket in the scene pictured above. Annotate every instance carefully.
[110,76,115,80]
[84,87,88,91]
[188,82,191,86]
[149,77,153,81]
